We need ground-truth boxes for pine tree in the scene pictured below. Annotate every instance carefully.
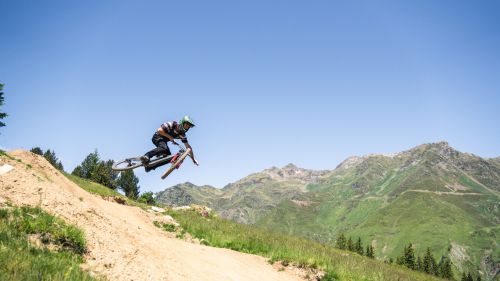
[336,233,347,250]
[118,170,140,199]
[75,150,100,179]
[347,237,354,252]
[93,161,115,189]
[43,149,64,171]
[97,159,118,189]
[355,237,364,255]
[73,150,118,189]
[438,256,453,279]
[423,247,437,274]
[72,165,84,177]
[0,83,7,130]
[30,147,43,155]
[416,256,423,272]
[467,273,473,281]
[404,243,416,270]
[477,275,481,281]
[366,244,375,258]
[461,272,467,281]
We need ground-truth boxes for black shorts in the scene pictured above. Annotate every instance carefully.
[152,133,171,155]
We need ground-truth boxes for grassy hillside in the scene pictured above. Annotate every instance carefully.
[65,173,149,209]
[167,208,444,281]
[0,205,98,281]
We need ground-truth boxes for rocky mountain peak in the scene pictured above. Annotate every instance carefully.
[283,163,298,170]
[336,156,363,170]
[335,142,463,172]
[426,141,454,154]
[170,182,196,189]
[395,141,459,159]
[263,163,329,182]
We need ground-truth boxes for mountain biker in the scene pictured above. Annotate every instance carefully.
[141,115,199,172]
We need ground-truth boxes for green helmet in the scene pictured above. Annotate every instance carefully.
[179,115,195,129]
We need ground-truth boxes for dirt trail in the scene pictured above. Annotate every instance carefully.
[403,189,486,196]
[0,150,302,281]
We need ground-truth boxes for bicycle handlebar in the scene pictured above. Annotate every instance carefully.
[172,142,194,160]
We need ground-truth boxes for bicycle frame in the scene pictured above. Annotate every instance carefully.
[145,143,191,170]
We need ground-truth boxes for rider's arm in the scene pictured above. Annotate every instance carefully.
[185,142,198,165]
[157,127,175,142]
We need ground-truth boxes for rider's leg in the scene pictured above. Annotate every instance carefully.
[143,134,171,161]
[143,139,171,172]
[145,143,170,159]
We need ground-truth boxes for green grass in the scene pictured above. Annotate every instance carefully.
[348,191,499,278]
[458,175,488,193]
[167,209,444,281]
[0,206,99,281]
[65,173,148,209]
[233,180,498,280]
[153,221,177,232]
[65,173,122,198]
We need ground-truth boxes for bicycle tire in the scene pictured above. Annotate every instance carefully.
[112,157,144,171]
[161,148,191,179]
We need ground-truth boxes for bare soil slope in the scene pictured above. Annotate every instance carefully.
[0,150,302,281]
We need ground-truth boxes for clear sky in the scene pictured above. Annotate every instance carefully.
[1,0,499,193]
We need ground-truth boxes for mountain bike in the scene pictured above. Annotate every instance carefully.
[112,143,192,179]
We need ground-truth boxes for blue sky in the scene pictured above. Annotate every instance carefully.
[1,0,499,192]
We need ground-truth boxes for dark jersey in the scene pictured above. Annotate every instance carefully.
[160,121,188,143]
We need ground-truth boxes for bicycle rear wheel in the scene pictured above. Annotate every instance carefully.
[112,157,143,171]
[161,148,191,179]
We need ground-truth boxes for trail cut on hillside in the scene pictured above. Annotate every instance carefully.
[0,150,302,281]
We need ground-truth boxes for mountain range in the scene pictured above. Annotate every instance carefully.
[156,142,500,280]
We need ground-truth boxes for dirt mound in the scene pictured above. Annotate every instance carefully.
[0,150,302,281]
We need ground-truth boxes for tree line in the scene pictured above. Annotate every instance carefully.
[393,243,481,280]
[30,147,64,171]
[71,149,141,199]
[334,234,484,280]
[393,243,454,279]
[460,272,481,281]
[335,233,375,258]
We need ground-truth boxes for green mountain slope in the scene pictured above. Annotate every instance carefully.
[157,164,329,224]
[157,142,500,280]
